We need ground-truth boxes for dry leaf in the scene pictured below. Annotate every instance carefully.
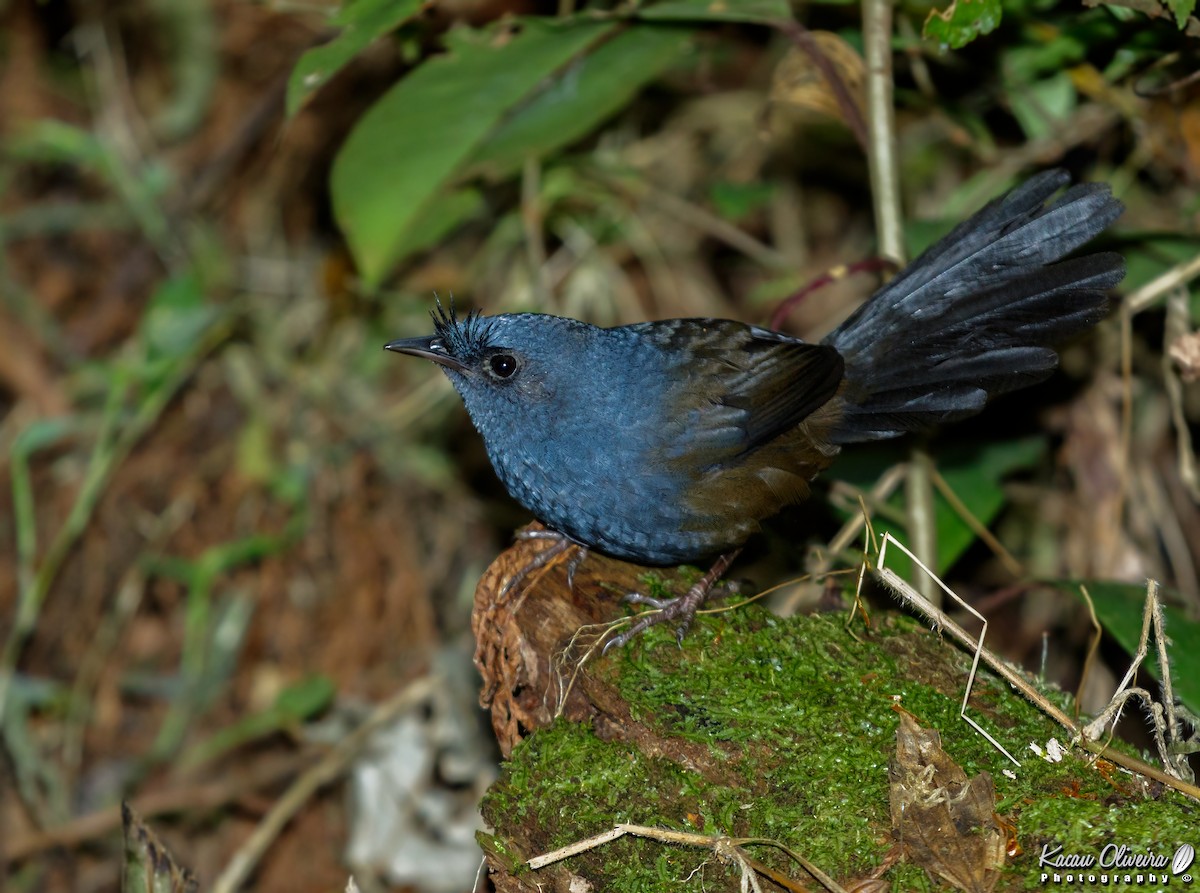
[768,33,867,127]
[888,710,1006,893]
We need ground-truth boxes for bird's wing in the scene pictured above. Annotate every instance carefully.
[624,320,845,467]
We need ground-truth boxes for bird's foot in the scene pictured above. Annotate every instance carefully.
[603,549,742,651]
[501,527,588,599]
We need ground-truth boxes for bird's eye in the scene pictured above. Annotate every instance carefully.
[488,352,519,380]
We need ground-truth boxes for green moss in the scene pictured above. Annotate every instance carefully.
[626,567,704,602]
[482,608,1198,890]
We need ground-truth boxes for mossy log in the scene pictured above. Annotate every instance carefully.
[473,528,1198,892]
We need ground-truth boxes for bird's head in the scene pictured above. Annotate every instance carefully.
[384,302,602,423]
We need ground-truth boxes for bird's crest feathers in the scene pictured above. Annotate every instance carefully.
[431,298,493,359]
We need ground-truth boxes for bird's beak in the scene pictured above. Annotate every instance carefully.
[384,336,470,373]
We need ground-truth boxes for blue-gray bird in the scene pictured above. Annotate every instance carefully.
[385,171,1124,637]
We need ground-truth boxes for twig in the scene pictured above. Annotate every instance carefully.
[870,536,1200,800]
[1115,252,1200,588]
[4,752,306,862]
[639,186,793,272]
[1134,452,1200,607]
[1116,304,1134,547]
[1122,251,1200,316]
[528,822,848,893]
[62,496,196,773]
[521,156,551,308]
[929,466,1025,578]
[861,0,904,267]
[1075,585,1104,722]
[941,104,1121,216]
[875,533,1020,764]
[861,0,944,611]
[768,257,897,331]
[72,16,184,265]
[906,447,939,606]
[779,463,906,616]
[1081,580,1192,781]
[0,318,233,719]
[210,675,437,893]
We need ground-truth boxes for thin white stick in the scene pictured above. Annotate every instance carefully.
[878,532,1021,765]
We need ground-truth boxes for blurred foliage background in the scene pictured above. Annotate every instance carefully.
[0,0,1198,889]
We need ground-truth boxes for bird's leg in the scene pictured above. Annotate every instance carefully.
[500,527,588,599]
[604,548,743,651]
[517,527,590,586]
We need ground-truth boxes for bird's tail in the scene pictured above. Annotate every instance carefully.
[822,170,1125,445]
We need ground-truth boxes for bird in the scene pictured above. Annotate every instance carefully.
[385,170,1125,641]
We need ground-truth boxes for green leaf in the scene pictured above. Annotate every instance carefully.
[274,674,337,717]
[11,418,79,592]
[637,0,791,24]
[1165,0,1197,28]
[709,180,775,221]
[1122,235,1200,295]
[1058,581,1200,717]
[467,25,695,181]
[286,0,426,116]
[5,119,106,167]
[932,435,1046,572]
[138,272,218,361]
[388,186,485,261]
[236,414,274,484]
[832,435,1047,576]
[177,675,336,770]
[12,417,78,457]
[331,18,615,288]
[1008,71,1076,142]
[923,0,1002,50]
[1003,30,1086,82]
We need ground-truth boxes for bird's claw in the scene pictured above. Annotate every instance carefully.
[621,591,671,610]
[602,580,711,653]
[565,546,588,590]
[501,529,585,599]
[601,549,743,653]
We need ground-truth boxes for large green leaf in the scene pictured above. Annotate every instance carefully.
[389,186,485,262]
[331,18,614,288]
[286,0,425,116]
[832,435,1047,576]
[466,25,695,182]
[933,436,1047,572]
[1058,580,1200,717]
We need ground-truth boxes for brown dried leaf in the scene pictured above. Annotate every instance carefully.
[768,33,867,127]
[471,524,718,759]
[472,523,635,755]
[888,710,1006,893]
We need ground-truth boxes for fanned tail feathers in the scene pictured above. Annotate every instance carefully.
[823,170,1125,444]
